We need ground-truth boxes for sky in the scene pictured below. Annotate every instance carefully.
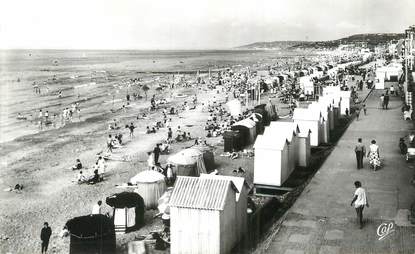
[0,0,413,50]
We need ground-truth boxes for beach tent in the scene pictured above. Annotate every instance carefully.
[191,144,216,172]
[169,176,239,254]
[223,131,243,152]
[65,214,116,254]
[265,101,278,121]
[105,192,145,234]
[167,148,207,177]
[308,103,330,143]
[253,133,290,187]
[226,99,242,117]
[232,118,257,146]
[200,174,249,244]
[254,104,270,127]
[269,121,300,168]
[130,171,166,209]
[249,112,265,135]
[292,108,322,147]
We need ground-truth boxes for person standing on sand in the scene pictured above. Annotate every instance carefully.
[153,144,161,164]
[128,123,136,138]
[363,104,367,115]
[107,135,114,153]
[40,222,52,254]
[167,128,173,143]
[38,109,43,130]
[350,181,369,229]
[91,200,102,214]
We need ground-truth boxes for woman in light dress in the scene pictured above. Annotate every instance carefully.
[367,139,381,171]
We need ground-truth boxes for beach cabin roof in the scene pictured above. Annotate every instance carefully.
[263,126,295,143]
[293,108,321,121]
[169,176,238,211]
[309,102,329,114]
[233,118,256,128]
[254,134,288,151]
[200,174,249,201]
[307,105,327,121]
[269,122,300,142]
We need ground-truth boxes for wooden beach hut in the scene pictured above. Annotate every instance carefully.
[169,176,240,254]
[339,90,351,115]
[308,103,330,143]
[200,174,249,244]
[269,121,300,167]
[318,96,335,130]
[253,133,290,187]
[292,108,322,147]
[297,127,311,167]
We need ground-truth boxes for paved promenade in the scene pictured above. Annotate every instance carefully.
[262,90,415,254]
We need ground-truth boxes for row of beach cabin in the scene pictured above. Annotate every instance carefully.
[254,85,351,190]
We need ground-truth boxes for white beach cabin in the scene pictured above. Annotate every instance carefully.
[292,108,322,147]
[297,127,311,167]
[339,90,351,116]
[308,103,330,143]
[269,121,300,167]
[169,176,239,254]
[318,96,335,131]
[253,134,290,187]
[200,174,248,244]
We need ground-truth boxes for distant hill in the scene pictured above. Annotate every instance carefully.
[236,33,405,50]
[235,41,308,50]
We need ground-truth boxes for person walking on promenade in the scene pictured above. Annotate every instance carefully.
[384,92,390,110]
[40,222,52,254]
[368,139,381,171]
[363,104,367,115]
[356,108,361,120]
[354,138,366,169]
[350,181,369,229]
[380,94,385,109]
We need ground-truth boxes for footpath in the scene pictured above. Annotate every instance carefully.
[260,89,415,254]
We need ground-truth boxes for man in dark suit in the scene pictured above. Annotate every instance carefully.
[354,138,366,169]
[41,222,52,254]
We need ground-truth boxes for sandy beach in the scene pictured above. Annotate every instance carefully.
[0,49,299,253]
